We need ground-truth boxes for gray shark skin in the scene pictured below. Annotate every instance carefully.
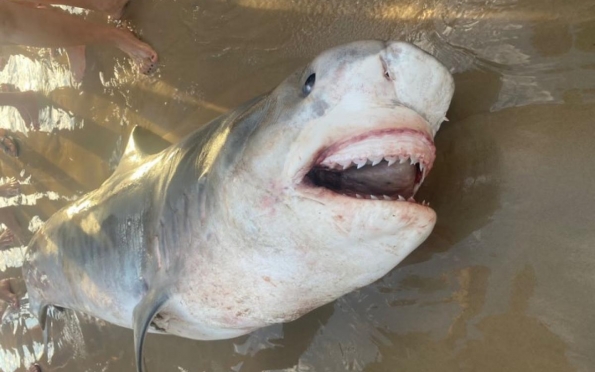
[22,40,454,372]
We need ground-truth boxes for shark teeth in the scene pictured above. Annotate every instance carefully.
[317,152,432,206]
[385,156,397,166]
[338,160,352,170]
[323,154,430,196]
[340,193,417,202]
[324,154,429,174]
[355,159,367,169]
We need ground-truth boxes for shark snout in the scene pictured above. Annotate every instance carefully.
[381,41,455,131]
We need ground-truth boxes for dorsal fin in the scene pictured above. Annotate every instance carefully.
[115,126,172,174]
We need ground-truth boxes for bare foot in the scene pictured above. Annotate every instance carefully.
[65,46,87,83]
[29,363,42,372]
[0,177,20,198]
[110,28,158,74]
[0,279,18,309]
[0,229,15,249]
[0,133,19,157]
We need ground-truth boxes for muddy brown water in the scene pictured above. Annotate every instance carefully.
[1,0,594,371]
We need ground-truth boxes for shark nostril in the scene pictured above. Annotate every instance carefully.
[380,56,394,81]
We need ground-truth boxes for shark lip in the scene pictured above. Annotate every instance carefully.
[300,128,435,205]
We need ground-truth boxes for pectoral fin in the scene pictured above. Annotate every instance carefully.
[133,289,170,372]
[36,304,48,331]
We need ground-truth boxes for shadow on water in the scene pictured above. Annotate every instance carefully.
[404,67,504,266]
[362,265,575,372]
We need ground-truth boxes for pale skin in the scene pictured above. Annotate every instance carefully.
[0,0,158,74]
[0,87,38,157]
[0,177,19,198]
[0,278,18,309]
[0,178,21,249]
[0,179,27,365]
[0,210,22,247]
[28,0,131,19]
[0,228,15,248]
[0,128,18,157]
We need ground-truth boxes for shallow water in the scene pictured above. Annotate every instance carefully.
[1,0,594,371]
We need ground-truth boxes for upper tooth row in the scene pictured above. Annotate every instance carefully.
[327,155,425,170]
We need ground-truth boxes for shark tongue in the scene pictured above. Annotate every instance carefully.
[307,161,420,199]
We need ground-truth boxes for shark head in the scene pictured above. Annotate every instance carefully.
[191,40,455,332]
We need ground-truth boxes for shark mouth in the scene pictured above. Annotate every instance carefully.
[303,129,435,204]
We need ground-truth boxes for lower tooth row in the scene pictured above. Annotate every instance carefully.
[349,194,409,201]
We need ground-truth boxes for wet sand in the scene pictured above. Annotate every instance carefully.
[1,0,594,371]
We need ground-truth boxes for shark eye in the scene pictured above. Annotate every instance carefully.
[303,73,316,96]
